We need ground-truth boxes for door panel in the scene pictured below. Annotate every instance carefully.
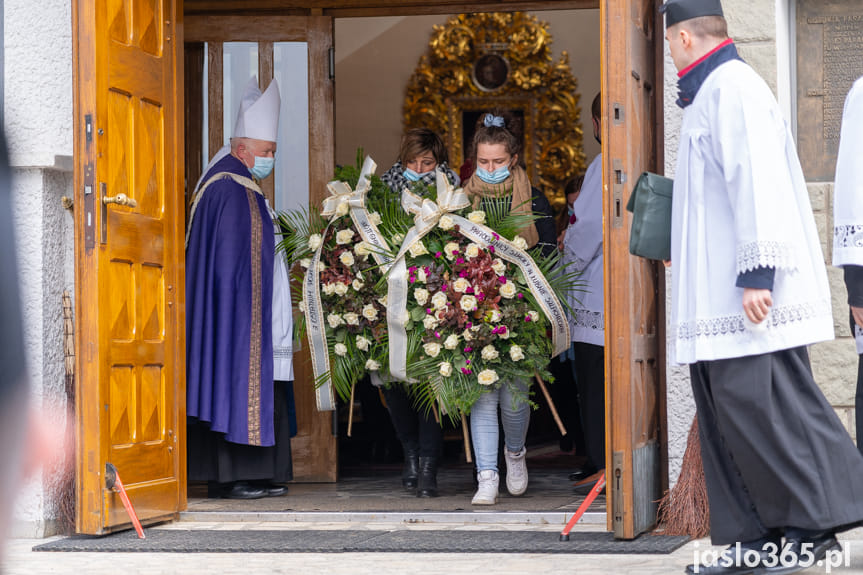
[74,0,184,534]
[602,0,663,539]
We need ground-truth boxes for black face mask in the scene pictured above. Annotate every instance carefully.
[594,134,601,146]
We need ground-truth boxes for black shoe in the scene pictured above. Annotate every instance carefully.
[568,465,597,482]
[417,456,439,498]
[402,449,420,490]
[769,530,841,574]
[263,483,289,497]
[221,481,268,500]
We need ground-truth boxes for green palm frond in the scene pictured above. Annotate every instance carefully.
[276,206,326,264]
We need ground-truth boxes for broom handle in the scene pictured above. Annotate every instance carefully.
[461,412,472,463]
[347,381,356,438]
[535,373,567,437]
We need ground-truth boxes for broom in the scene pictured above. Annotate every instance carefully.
[656,415,710,539]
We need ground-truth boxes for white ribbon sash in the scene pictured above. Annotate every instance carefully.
[304,156,388,411]
[386,169,570,381]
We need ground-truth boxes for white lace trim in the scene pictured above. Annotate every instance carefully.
[571,309,604,331]
[674,299,831,341]
[735,240,797,275]
[834,224,863,249]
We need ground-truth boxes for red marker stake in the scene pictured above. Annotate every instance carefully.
[559,471,606,541]
[105,463,146,539]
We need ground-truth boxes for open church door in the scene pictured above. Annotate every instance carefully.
[602,0,666,539]
[73,0,186,534]
[183,15,338,482]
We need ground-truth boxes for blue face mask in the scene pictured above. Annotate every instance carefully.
[403,168,431,182]
[476,165,511,185]
[249,156,275,179]
[567,205,575,216]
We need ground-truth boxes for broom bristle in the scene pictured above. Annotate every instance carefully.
[656,416,710,539]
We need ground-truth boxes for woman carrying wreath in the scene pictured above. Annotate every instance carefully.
[462,110,557,504]
[376,128,460,497]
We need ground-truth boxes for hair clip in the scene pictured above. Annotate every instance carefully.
[483,114,505,128]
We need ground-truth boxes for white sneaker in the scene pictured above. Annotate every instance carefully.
[504,447,528,496]
[471,470,499,505]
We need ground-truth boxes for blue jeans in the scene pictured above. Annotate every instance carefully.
[470,379,530,472]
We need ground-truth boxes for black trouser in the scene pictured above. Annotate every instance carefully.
[572,342,606,471]
[690,347,863,545]
[382,385,443,458]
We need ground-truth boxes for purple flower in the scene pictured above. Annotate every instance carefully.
[435,251,443,258]
[424,266,430,274]
[442,284,448,291]
[517,293,524,300]
[461,367,473,375]
[488,246,496,253]
[464,346,473,353]
[459,270,468,278]
[524,315,532,322]
[426,308,432,314]
[498,276,507,284]
[409,277,416,284]
[492,232,499,240]
[466,359,471,365]
[456,257,465,265]
[409,266,417,273]
[466,286,474,294]
[435,331,441,339]
[466,322,473,329]
[477,293,485,301]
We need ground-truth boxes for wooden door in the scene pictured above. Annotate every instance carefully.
[74,0,185,534]
[602,0,665,539]
[184,15,338,482]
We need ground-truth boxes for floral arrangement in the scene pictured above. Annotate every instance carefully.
[278,153,581,416]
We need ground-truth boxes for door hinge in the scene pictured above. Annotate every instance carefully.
[612,451,625,538]
[328,46,335,80]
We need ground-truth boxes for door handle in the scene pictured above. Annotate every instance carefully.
[102,193,138,208]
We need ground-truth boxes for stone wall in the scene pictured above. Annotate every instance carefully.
[5,0,75,538]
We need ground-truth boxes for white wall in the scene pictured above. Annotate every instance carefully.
[5,0,75,537]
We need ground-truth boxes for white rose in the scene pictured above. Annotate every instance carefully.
[316,261,327,273]
[408,241,429,257]
[462,329,473,341]
[439,362,453,377]
[438,215,455,230]
[322,283,336,296]
[423,315,439,330]
[356,335,371,351]
[416,268,428,283]
[500,281,517,299]
[298,299,306,312]
[327,313,344,329]
[509,345,525,362]
[300,258,311,269]
[354,242,371,257]
[465,243,480,259]
[334,343,348,357]
[352,279,364,291]
[362,304,379,322]
[452,278,471,293]
[443,334,459,350]
[423,342,442,358]
[499,327,511,339]
[414,288,430,306]
[392,232,405,245]
[336,201,350,217]
[488,309,502,323]
[460,295,478,312]
[431,291,449,310]
[468,210,486,224]
[336,229,355,245]
[444,242,460,260]
[365,359,381,371]
[308,233,323,250]
[368,212,382,225]
[491,258,506,275]
[481,345,499,361]
[334,282,349,296]
[343,312,360,326]
[477,369,499,386]
[512,235,529,250]
[377,295,388,308]
[527,310,540,322]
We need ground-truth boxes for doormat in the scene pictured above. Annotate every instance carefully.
[34,529,688,554]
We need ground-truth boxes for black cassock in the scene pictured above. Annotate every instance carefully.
[691,346,863,545]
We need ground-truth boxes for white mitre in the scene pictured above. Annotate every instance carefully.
[233,76,281,143]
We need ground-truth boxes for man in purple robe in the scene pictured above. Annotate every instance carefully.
[186,78,294,499]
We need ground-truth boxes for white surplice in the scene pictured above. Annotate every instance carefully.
[670,59,833,364]
[270,211,294,381]
[833,76,863,354]
[564,153,604,347]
